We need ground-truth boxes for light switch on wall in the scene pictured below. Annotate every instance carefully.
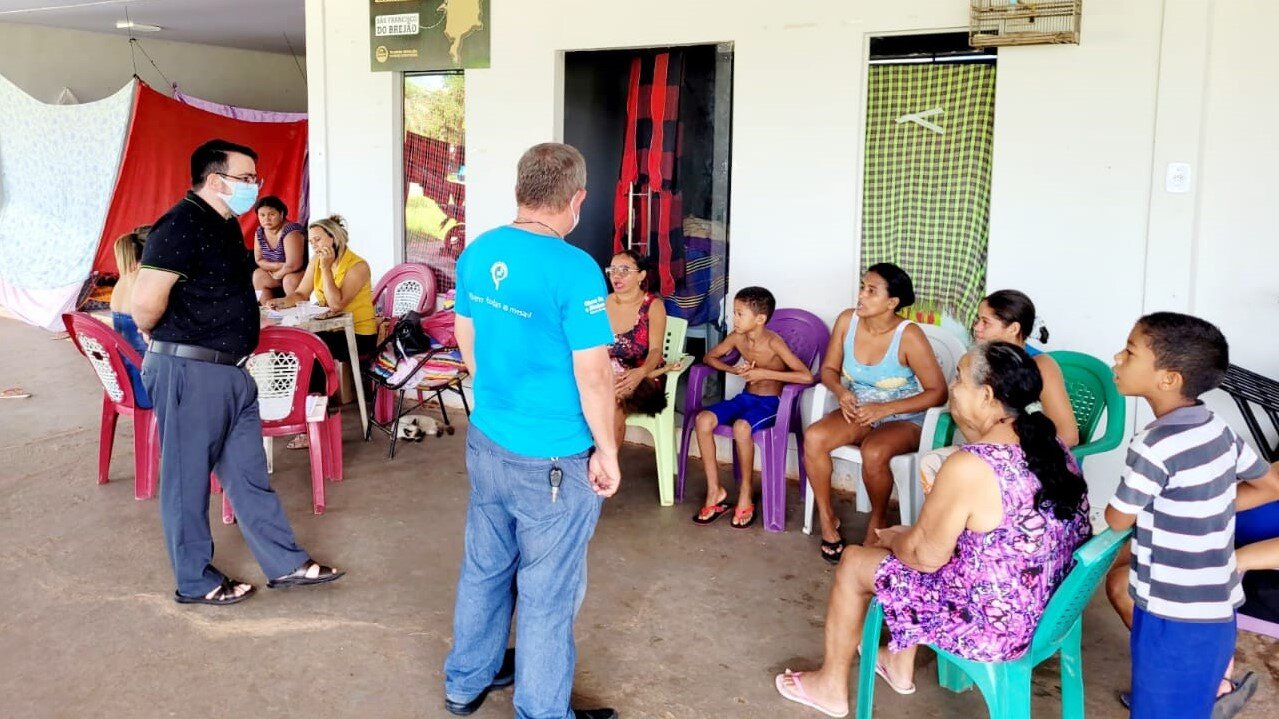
[1166,162,1193,193]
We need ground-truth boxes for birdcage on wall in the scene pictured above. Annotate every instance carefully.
[970,1,1082,47]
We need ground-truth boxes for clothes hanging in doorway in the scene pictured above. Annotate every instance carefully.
[612,52,685,296]
[861,64,996,325]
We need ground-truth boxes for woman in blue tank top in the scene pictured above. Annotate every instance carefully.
[803,263,948,560]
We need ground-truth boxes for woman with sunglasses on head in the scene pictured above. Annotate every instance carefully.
[604,250,669,450]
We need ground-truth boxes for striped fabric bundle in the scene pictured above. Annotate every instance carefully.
[664,228,726,328]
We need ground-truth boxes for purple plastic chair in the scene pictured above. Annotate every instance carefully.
[676,308,829,532]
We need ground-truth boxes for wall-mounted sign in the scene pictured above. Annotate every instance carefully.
[370,0,491,72]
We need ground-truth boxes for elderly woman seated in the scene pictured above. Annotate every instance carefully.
[776,341,1092,717]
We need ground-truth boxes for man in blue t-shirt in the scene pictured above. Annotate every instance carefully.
[443,143,620,719]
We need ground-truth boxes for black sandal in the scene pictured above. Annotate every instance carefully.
[268,560,345,589]
[820,538,846,565]
[174,577,256,606]
[692,498,733,525]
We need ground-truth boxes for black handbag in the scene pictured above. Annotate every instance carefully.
[391,311,433,360]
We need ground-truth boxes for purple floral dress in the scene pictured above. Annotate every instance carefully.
[873,443,1091,662]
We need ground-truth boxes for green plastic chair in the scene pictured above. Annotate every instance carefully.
[855,527,1133,718]
[625,316,693,506]
[1049,350,1127,461]
[924,350,1126,466]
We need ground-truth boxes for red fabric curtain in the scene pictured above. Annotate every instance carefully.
[93,83,308,276]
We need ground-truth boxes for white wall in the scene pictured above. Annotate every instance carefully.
[0,22,307,112]
[306,0,1277,498]
[305,0,402,282]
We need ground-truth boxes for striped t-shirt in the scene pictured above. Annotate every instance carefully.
[1109,403,1268,621]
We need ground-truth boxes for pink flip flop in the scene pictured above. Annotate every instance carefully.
[774,670,849,718]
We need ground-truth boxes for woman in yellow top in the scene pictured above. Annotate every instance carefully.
[267,215,377,448]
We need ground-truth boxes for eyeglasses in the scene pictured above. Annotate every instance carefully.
[604,266,637,276]
[218,172,264,188]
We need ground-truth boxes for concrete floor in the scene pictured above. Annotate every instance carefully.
[2,317,1275,719]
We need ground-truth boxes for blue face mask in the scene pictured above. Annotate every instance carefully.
[219,178,260,216]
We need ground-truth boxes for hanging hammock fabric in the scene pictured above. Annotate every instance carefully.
[611,52,685,296]
[91,82,308,277]
[0,74,134,329]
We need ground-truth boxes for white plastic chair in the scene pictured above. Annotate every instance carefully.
[802,322,967,533]
[625,316,693,506]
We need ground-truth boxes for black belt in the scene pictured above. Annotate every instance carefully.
[148,341,248,367]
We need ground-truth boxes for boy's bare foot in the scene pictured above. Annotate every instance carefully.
[693,488,731,524]
[775,668,850,718]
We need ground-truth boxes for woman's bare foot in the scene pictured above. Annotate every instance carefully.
[876,647,916,694]
[819,514,843,544]
[776,668,850,717]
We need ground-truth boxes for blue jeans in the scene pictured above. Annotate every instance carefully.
[112,312,152,408]
[444,426,603,719]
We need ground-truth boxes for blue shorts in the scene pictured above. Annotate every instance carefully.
[707,392,780,432]
[1130,606,1235,719]
[1237,501,1279,547]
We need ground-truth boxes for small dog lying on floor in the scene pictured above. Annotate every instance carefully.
[395,414,454,442]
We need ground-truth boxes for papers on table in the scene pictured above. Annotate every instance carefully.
[263,302,333,326]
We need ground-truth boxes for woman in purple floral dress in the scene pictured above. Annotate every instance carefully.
[776,341,1091,717]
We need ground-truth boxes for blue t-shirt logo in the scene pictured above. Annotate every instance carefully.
[490,260,509,290]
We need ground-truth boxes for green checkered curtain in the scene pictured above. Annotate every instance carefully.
[861,63,996,325]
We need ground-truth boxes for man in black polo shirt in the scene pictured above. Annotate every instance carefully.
[132,139,343,605]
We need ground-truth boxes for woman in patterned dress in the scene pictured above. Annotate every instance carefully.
[605,249,668,451]
[776,341,1091,717]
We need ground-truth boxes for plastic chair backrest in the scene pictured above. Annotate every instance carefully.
[1030,527,1132,654]
[663,316,689,363]
[766,308,830,371]
[372,263,438,318]
[1050,350,1123,446]
[62,312,146,410]
[919,323,968,381]
[246,326,336,426]
[1219,364,1279,462]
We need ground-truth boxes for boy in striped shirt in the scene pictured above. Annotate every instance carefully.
[1106,312,1279,719]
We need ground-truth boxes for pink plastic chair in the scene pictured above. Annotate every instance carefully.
[221,326,343,523]
[372,263,439,424]
[372,262,438,319]
[676,309,829,532]
[63,312,158,500]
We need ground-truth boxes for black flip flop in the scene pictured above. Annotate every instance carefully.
[174,577,256,606]
[1212,671,1258,719]
[268,560,345,589]
[820,538,846,565]
[693,500,732,525]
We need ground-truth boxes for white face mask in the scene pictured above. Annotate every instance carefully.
[567,191,583,234]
